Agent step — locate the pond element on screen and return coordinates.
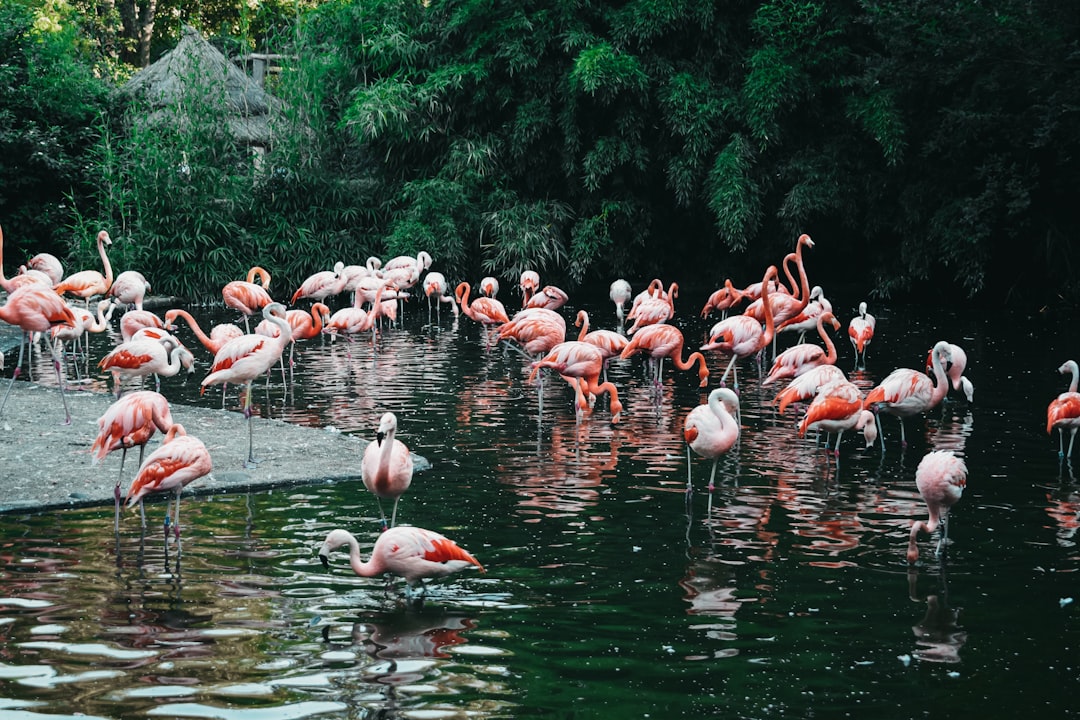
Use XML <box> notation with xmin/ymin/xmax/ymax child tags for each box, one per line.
<box><xmin>0</xmin><ymin>285</ymin><xmax>1078</xmax><ymax>719</ymax></box>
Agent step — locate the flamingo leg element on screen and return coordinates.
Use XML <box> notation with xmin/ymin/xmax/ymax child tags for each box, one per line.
<box><xmin>935</xmin><ymin>516</ymin><xmax>949</xmax><ymax>557</ymax></box>
<box><xmin>706</xmin><ymin>459</ymin><xmax>718</xmax><ymax>515</ymax></box>
<box><xmin>390</xmin><ymin>497</ymin><xmax>400</xmax><ymax>530</ymax></box>
<box><xmin>685</xmin><ymin>444</ymin><xmax>693</xmax><ymax>495</ymax></box>
<box><xmin>1068</xmin><ymin>429</ymin><xmax>1077</xmax><ymax>458</ymax></box>
<box><xmin>243</xmin><ymin>381</ymin><xmax>259</xmax><ymax>469</ymax></box>
<box><xmin>0</xmin><ymin>333</ymin><xmax>27</xmax><ymax>418</ymax></box>
<box><xmin>48</xmin><ymin>342</ymin><xmax>71</xmax><ymax>425</ymax></box>
<box><xmin>173</xmin><ymin>485</ymin><xmax>182</xmax><ymax>555</ymax></box>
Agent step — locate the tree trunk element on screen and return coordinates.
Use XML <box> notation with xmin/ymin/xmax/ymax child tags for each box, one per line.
<box><xmin>117</xmin><ymin>0</ymin><xmax>156</xmax><ymax>67</ymax></box>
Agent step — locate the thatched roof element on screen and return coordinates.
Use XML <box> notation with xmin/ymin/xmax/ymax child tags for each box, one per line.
<box><xmin>122</xmin><ymin>25</ymin><xmax>282</xmax><ymax>145</ymax></box>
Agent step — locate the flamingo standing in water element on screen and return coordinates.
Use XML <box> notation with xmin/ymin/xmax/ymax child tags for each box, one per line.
<box><xmin>91</xmin><ymin>390</ymin><xmax>174</xmax><ymax>530</ymax></box>
<box><xmin>53</xmin><ymin>230</ymin><xmax>114</xmax><ymax>307</ymax></box>
<box><xmin>926</xmin><ymin>342</ymin><xmax>974</xmax><ymax>403</ymax></box>
<box><xmin>0</xmin><ymin>284</ymin><xmax>78</xmax><ymax>424</ymax></box>
<box><xmin>222</xmin><ymin>266</ymin><xmax>273</xmax><ymax>332</ymax></box>
<box><xmin>700</xmin><ymin>279</ymin><xmax>744</xmax><ymax>320</ymax></box>
<box><xmin>907</xmin><ymin>450</ymin><xmax>967</xmax><ymax>563</ymax></box>
<box><xmin>108</xmin><ymin>270</ymin><xmax>150</xmax><ymax>311</ymax></box>
<box><xmin>362</xmin><ymin>412</ymin><xmax>414</xmax><ymax>529</ymax></box>
<box><xmin>575</xmin><ymin>310</ymin><xmax>627</xmax><ymax>382</ymax></box>
<box><xmin>423</xmin><ymin>272</ymin><xmax>458</xmax><ymax>321</ymax></box>
<box><xmin>773</xmin><ymin>364</ymin><xmax>848</xmax><ymax>414</ymax></box>
<box><xmin>684</xmin><ymin>387</ymin><xmax>741</xmax><ymax>512</ymax></box>
<box><xmin>291</xmin><ymin>262</ymin><xmax>346</xmax><ymax>305</ymax></box>
<box><xmin>701</xmin><ymin>265</ymin><xmax>779</xmax><ymax>390</ymax></box>
<box><xmin>528</xmin><ymin>341</ymin><xmax>623</xmax><ymax>423</ymax></box>
<box><xmin>796</xmin><ymin>379</ymin><xmax>877</xmax><ymax>456</ymax></box>
<box><xmin>619</xmin><ymin>323</ymin><xmax>709</xmax><ymax>388</ymax></box>
<box><xmin>863</xmin><ymin>340</ymin><xmax>952</xmax><ymax>446</ymax></box>
<box><xmin>200</xmin><ymin>302</ymin><xmax>292</xmax><ymax>468</ymax></box>
<box><xmin>848</xmin><ymin>301</ymin><xmax>875</xmax><ymax>368</ymax></box>
<box><xmin>609</xmin><ymin>279</ymin><xmax>632</xmax><ymax>325</ymax></box>
<box><xmin>761</xmin><ymin>311</ymin><xmax>842</xmax><ymax>386</ymax></box>
<box><xmin>164</xmin><ymin>309</ymin><xmax>244</xmax><ymax>355</ymax></box>
<box><xmin>0</xmin><ymin>224</ymin><xmax>53</xmax><ymax>292</ymax></box>
<box><xmin>125</xmin><ymin>424</ymin><xmax>213</xmax><ymax>555</ymax></box>
<box><xmin>1047</xmin><ymin>359</ymin><xmax>1080</xmax><ymax>457</ymax></box>
<box><xmin>626</xmin><ymin>280</ymin><xmax>677</xmax><ymax>335</ymax></box>
<box><xmin>498</xmin><ymin>308</ymin><xmax>566</xmax><ymax>359</ymax></box>
<box><xmin>455</xmin><ymin>282</ymin><xmax>509</xmax><ymax>343</ymax></box>
<box><xmin>318</xmin><ymin>526</ymin><xmax>485</xmax><ymax>594</ymax></box>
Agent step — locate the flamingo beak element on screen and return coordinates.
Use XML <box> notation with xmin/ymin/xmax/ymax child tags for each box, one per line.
<box><xmin>376</xmin><ymin>431</ymin><xmax>386</xmax><ymax>445</ymax></box>
<box><xmin>319</xmin><ymin>553</ymin><xmax>330</xmax><ymax>570</ymax></box>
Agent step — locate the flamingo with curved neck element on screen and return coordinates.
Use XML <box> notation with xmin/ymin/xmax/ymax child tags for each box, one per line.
<box><xmin>863</xmin><ymin>340</ymin><xmax>952</xmax><ymax>446</ymax></box>
<box><xmin>53</xmin><ymin>230</ymin><xmax>113</xmax><ymax>303</ymax></box>
<box><xmin>164</xmin><ymin>309</ymin><xmax>244</xmax><ymax>355</ymax></box>
<box><xmin>1047</xmin><ymin>359</ymin><xmax>1080</xmax><ymax>457</ymax></box>
<box><xmin>762</xmin><ymin>311</ymin><xmax>842</xmax><ymax>386</ymax></box>
<box><xmin>701</xmin><ymin>265</ymin><xmax>778</xmax><ymax>390</ymax></box>
<box><xmin>362</xmin><ymin>412</ymin><xmax>414</xmax><ymax>528</ymax></box>
<box><xmin>318</xmin><ymin>526</ymin><xmax>484</xmax><ymax>590</ymax></box>
<box><xmin>619</xmin><ymin>323</ymin><xmax>709</xmax><ymax>388</ymax></box>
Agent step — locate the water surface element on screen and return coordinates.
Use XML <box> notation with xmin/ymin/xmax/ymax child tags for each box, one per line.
<box><xmin>1</xmin><ymin>290</ymin><xmax>1078</xmax><ymax>718</ymax></box>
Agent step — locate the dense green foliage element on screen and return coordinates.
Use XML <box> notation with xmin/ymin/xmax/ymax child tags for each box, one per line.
<box><xmin>0</xmin><ymin>1</ymin><xmax>111</xmax><ymax>262</ymax></box>
<box><xmin>3</xmin><ymin>0</ymin><xmax>1079</xmax><ymax>303</ymax></box>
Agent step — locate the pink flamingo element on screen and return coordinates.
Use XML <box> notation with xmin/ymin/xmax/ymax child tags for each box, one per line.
<box><xmin>1047</xmin><ymin>359</ymin><xmax>1080</xmax><ymax>457</ymax></box>
<box><xmin>384</xmin><ymin>250</ymin><xmax>432</xmax><ymax>274</ymax></box>
<box><xmin>480</xmin><ymin>276</ymin><xmax>500</xmax><ymax>298</ymax></box>
<box><xmin>619</xmin><ymin>323</ymin><xmax>709</xmax><ymax>388</ymax></box>
<box><xmin>777</xmin><ymin>285</ymin><xmax>832</xmax><ymax>343</ymax></box>
<box><xmin>609</xmin><ymin>279</ymin><xmax>632</xmax><ymax>325</ymax></box>
<box><xmin>108</xmin><ymin>270</ymin><xmax>150</xmax><ymax>311</ymax></box>
<box><xmin>318</xmin><ymin>526</ymin><xmax>485</xmax><ymax>594</ymax></box>
<box><xmin>0</xmin><ymin>225</ymin><xmax>54</xmax><ymax>292</ymax></box>
<box><xmin>796</xmin><ymin>379</ymin><xmax>877</xmax><ymax>455</ymax></box>
<box><xmin>54</xmin><ymin>230</ymin><xmax>114</xmax><ymax>304</ymax></box>
<box><xmin>222</xmin><ymin>266</ymin><xmax>273</xmax><ymax>332</ymax></box>
<box><xmin>362</xmin><ymin>412</ymin><xmax>414</xmax><ymax>529</ymax></box>
<box><xmin>164</xmin><ymin>308</ymin><xmax>244</xmax><ymax>355</ymax></box>
<box><xmin>25</xmin><ymin>251</ymin><xmax>63</xmax><ymax>286</ymax></box>
<box><xmin>848</xmin><ymin>301</ymin><xmax>875</xmax><ymax>368</ymax></box>
<box><xmin>291</xmin><ymin>262</ymin><xmax>346</xmax><ymax>304</ymax></box>
<box><xmin>575</xmin><ymin>310</ymin><xmax>627</xmax><ymax>382</ymax></box>
<box><xmin>701</xmin><ymin>265</ymin><xmax>779</xmax><ymax>390</ymax></box>
<box><xmin>456</xmin><ymin>281</ymin><xmax>509</xmax><ymax>330</ymax></box>
<box><xmin>200</xmin><ymin>302</ymin><xmax>292</xmax><ymax>468</ymax></box>
<box><xmin>91</xmin><ymin>390</ymin><xmax>174</xmax><ymax>529</ymax></box>
<box><xmin>498</xmin><ymin>308</ymin><xmax>566</xmax><ymax>358</ymax></box>
<box><xmin>0</xmin><ymin>284</ymin><xmax>78</xmax><ymax>424</ymax></box>
<box><xmin>761</xmin><ymin>311</ymin><xmax>841</xmax><ymax>386</ymax></box>
<box><xmin>257</xmin><ymin>302</ymin><xmax>330</xmax><ymax>370</ymax></box>
<box><xmin>423</xmin><ymin>272</ymin><xmax>458</xmax><ymax>320</ymax></box>
<box><xmin>528</xmin><ymin>341</ymin><xmax>623</xmax><ymax>423</ymax></box>
<box><xmin>519</xmin><ymin>270</ymin><xmax>540</xmax><ymax>307</ymax></box>
<box><xmin>684</xmin><ymin>387</ymin><xmax>741</xmax><ymax>511</ymax></box>
<box><xmin>926</xmin><ymin>342</ymin><xmax>974</xmax><ymax>402</ymax></box>
<box><xmin>626</xmin><ymin>280</ymin><xmax>678</xmax><ymax>335</ymax></box>
<box><xmin>772</xmin><ymin>364</ymin><xmax>847</xmax><ymax>414</ymax></box>
<box><xmin>124</xmin><ymin>424</ymin><xmax>213</xmax><ymax>553</ymax></box>
<box><xmin>51</xmin><ymin>299</ymin><xmax>113</xmax><ymax>378</ymax></box>
<box><xmin>700</xmin><ymin>279</ymin><xmax>744</xmax><ymax>320</ymax></box>
<box><xmin>741</xmin><ymin>235</ymin><xmax>814</xmax><ymax>354</ymax></box>
<box><xmin>907</xmin><ymin>450</ymin><xmax>967</xmax><ymax>563</ymax></box>
<box><xmin>121</xmin><ymin>309</ymin><xmax>165</xmax><ymax>342</ymax></box>
<box><xmin>98</xmin><ymin>335</ymin><xmax>194</xmax><ymax>397</ymax></box>
<box><xmin>525</xmin><ymin>285</ymin><xmax>569</xmax><ymax>311</ymax></box>
<box><xmin>863</xmin><ymin>340</ymin><xmax>952</xmax><ymax>446</ymax></box>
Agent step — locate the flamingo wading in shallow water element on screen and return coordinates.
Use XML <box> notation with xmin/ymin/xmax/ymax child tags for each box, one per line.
<box><xmin>1047</xmin><ymin>360</ymin><xmax>1080</xmax><ymax>458</ymax></box>
<box><xmin>124</xmin><ymin>424</ymin><xmax>213</xmax><ymax>555</ymax></box>
<box><xmin>318</xmin><ymin>526</ymin><xmax>485</xmax><ymax>595</ymax></box>
<box><xmin>684</xmin><ymin>388</ymin><xmax>741</xmax><ymax>512</ymax></box>
<box><xmin>848</xmin><ymin>302</ymin><xmax>875</xmax><ymax>368</ymax></box>
<box><xmin>907</xmin><ymin>450</ymin><xmax>967</xmax><ymax>563</ymax></box>
<box><xmin>91</xmin><ymin>390</ymin><xmax>175</xmax><ymax>529</ymax></box>
<box><xmin>863</xmin><ymin>340</ymin><xmax>952</xmax><ymax>447</ymax></box>
<box><xmin>362</xmin><ymin>412</ymin><xmax>414</xmax><ymax>529</ymax></box>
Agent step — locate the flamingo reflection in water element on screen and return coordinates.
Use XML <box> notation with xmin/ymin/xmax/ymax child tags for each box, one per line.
<box><xmin>905</xmin><ymin>567</ymin><xmax>967</xmax><ymax>665</ymax></box>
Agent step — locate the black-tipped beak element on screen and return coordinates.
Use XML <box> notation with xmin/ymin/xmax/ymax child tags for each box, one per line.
<box><xmin>376</xmin><ymin>431</ymin><xmax>386</xmax><ymax>445</ymax></box>
<box><xmin>319</xmin><ymin>553</ymin><xmax>330</xmax><ymax>570</ymax></box>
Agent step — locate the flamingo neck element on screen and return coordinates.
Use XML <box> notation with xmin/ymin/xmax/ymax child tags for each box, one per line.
<box><xmin>1068</xmin><ymin>363</ymin><xmax>1079</xmax><ymax>393</ymax></box>
<box><xmin>819</xmin><ymin>316</ymin><xmax>837</xmax><ymax>364</ymax></box>
<box><xmin>928</xmin><ymin>345</ymin><xmax>950</xmax><ymax>405</ymax></box>
<box><xmin>98</xmin><ymin>235</ymin><xmax>113</xmax><ymax>289</ymax></box>
<box><xmin>343</xmin><ymin>534</ymin><xmax>384</xmax><ymax>578</ymax></box>
<box><xmin>576</xmin><ymin>311</ymin><xmax>589</xmax><ymax>340</ymax></box>
<box><xmin>760</xmin><ymin>271</ymin><xmax>776</xmax><ymax>345</ymax></box>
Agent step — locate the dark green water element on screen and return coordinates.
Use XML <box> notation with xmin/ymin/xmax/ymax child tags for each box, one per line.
<box><xmin>0</xmin><ymin>291</ymin><xmax>1078</xmax><ymax>719</ymax></box>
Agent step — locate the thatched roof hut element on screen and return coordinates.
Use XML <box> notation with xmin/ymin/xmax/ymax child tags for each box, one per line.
<box><xmin>121</xmin><ymin>25</ymin><xmax>282</xmax><ymax>146</ymax></box>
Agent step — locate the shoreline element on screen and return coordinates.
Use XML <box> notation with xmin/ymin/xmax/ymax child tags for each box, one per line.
<box><xmin>0</xmin><ymin>380</ymin><xmax>365</xmax><ymax>515</ymax></box>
